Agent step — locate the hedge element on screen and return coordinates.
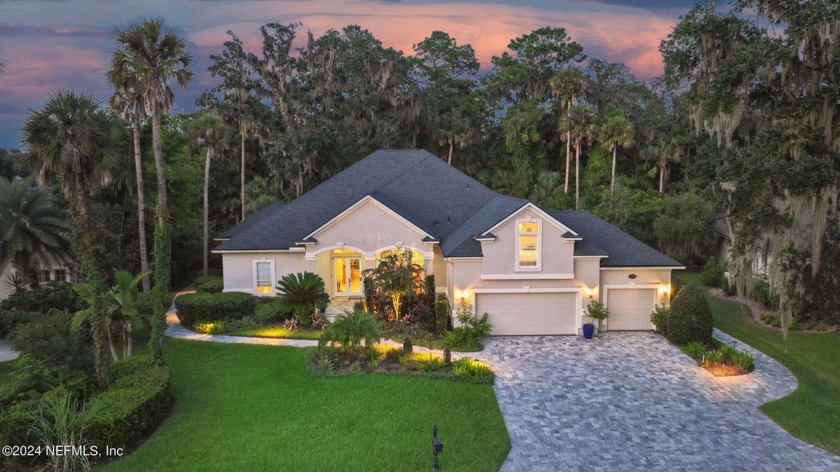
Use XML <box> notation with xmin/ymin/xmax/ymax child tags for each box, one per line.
<box><xmin>196</xmin><ymin>278</ymin><xmax>224</xmax><ymax>293</ymax></box>
<box><xmin>666</xmin><ymin>284</ymin><xmax>713</xmax><ymax>345</ymax></box>
<box><xmin>175</xmin><ymin>292</ymin><xmax>254</xmax><ymax>325</ymax></box>
<box><xmin>83</xmin><ymin>356</ymin><xmax>173</xmax><ymax>450</ymax></box>
<box><xmin>193</xmin><ymin>274</ymin><xmax>223</xmax><ymax>287</ymax></box>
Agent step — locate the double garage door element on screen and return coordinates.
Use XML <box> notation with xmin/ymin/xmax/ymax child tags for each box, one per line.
<box><xmin>475</xmin><ymin>289</ymin><xmax>658</xmax><ymax>335</ymax></box>
<box><xmin>605</xmin><ymin>288</ymin><xmax>657</xmax><ymax>331</ymax></box>
<box><xmin>476</xmin><ymin>292</ymin><xmax>577</xmax><ymax>335</ymax></box>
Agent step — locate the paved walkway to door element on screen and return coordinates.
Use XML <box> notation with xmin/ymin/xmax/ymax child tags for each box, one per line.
<box><xmin>474</xmin><ymin>331</ymin><xmax>840</xmax><ymax>472</ymax></box>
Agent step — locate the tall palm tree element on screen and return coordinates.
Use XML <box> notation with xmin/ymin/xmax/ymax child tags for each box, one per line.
<box><xmin>598</xmin><ymin>107</ymin><xmax>635</xmax><ymax>194</ymax></box>
<box><xmin>560</xmin><ymin>104</ymin><xmax>596</xmax><ymax>209</ymax></box>
<box><xmin>0</xmin><ymin>176</ymin><xmax>70</xmax><ymax>286</ymax></box>
<box><xmin>550</xmin><ymin>68</ymin><xmax>588</xmax><ymax>194</ymax></box>
<box><xmin>113</xmin><ymin>18</ymin><xmax>194</xmax><ymax>229</ymax></box>
<box><xmin>187</xmin><ymin>111</ymin><xmax>230</xmax><ymax>276</ymax></box>
<box><xmin>21</xmin><ymin>90</ymin><xmax>124</xmax><ymax>383</ymax></box>
<box><xmin>108</xmin><ymin>55</ymin><xmax>151</xmax><ymax>293</ymax></box>
<box><xmin>644</xmin><ymin>137</ymin><xmax>682</xmax><ymax>193</ymax></box>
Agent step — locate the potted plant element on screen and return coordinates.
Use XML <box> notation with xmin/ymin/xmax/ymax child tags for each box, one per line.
<box><xmin>582</xmin><ymin>300</ymin><xmax>609</xmax><ymax>339</ymax></box>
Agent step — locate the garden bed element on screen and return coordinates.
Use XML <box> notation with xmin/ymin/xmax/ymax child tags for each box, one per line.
<box><xmin>228</xmin><ymin>325</ymin><xmax>323</xmax><ymax>340</ymax></box>
<box><xmin>305</xmin><ymin>345</ymin><xmax>494</xmax><ymax>384</ymax></box>
<box><xmin>680</xmin><ymin>340</ymin><xmax>754</xmax><ymax>377</ymax></box>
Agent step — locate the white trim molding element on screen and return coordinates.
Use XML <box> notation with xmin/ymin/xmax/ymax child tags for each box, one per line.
<box><xmin>600</xmin><ymin>266</ymin><xmax>686</xmax><ymax>271</ymax></box>
<box><xmin>480</xmin><ymin>273</ymin><xmax>574</xmax><ymax>280</ymax></box>
<box><xmin>483</xmin><ymin>202</ymin><xmax>579</xmax><ymax>237</ymax></box>
<box><xmin>252</xmin><ymin>258</ymin><xmax>276</xmax><ymax>296</ymax></box>
<box><xmin>302</xmin><ymin>195</ymin><xmax>433</xmax><ymax>241</ymax></box>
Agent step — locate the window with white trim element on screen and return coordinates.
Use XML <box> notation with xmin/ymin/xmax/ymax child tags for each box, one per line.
<box><xmin>37</xmin><ymin>269</ymin><xmax>51</xmax><ymax>284</ymax></box>
<box><xmin>517</xmin><ymin>220</ymin><xmax>540</xmax><ymax>270</ymax></box>
<box><xmin>254</xmin><ymin>261</ymin><xmax>274</xmax><ymax>295</ymax></box>
<box><xmin>54</xmin><ymin>268</ymin><xmax>68</xmax><ymax>283</ymax></box>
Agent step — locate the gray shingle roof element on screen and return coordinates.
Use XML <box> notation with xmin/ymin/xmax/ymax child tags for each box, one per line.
<box><xmin>216</xmin><ymin>149</ymin><xmax>682</xmax><ymax>268</ymax></box>
<box><xmin>215</xmin><ymin>149</ymin><xmax>497</xmax><ymax>252</ymax></box>
<box><xmin>215</xmin><ymin>202</ymin><xmax>286</xmax><ymax>240</ymax></box>
<box><xmin>549</xmin><ymin>210</ymin><xmax>683</xmax><ymax>267</ymax></box>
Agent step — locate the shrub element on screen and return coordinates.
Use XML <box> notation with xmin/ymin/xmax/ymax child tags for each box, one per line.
<box><xmin>10</xmin><ymin>310</ymin><xmax>91</xmax><ymax>370</ymax></box>
<box><xmin>650</xmin><ymin>304</ymin><xmax>671</xmax><ymax>335</ymax></box>
<box><xmin>403</xmin><ymin>336</ymin><xmax>413</xmax><ymax>353</ymax></box>
<box><xmin>435</xmin><ymin>295</ymin><xmax>451</xmax><ymax>334</ymax></box>
<box><xmin>254</xmin><ymin>299</ymin><xmax>288</xmax><ymax>323</ymax></box>
<box><xmin>275</xmin><ymin>272</ymin><xmax>329</xmax><ymax>327</ymax></box>
<box><xmin>193</xmin><ymin>320</ymin><xmax>231</xmax><ymax>334</ymax></box>
<box><xmin>319</xmin><ymin>310</ymin><xmax>380</xmax><ymax>352</ymax></box>
<box><xmin>701</xmin><ymin>258</ymin><xmax>724</xmax><ymax>287</ymax></box>
<box><xmin>730</xmin><ymin>351</ymin><xmax>754</xmax><ymax>371</ymax></box>
<box><xmin>0</xmin><ymin>282</ymin><xmax>83</xmax><ymax>315</ymax></box>
<box><xmin>0</xmin><ymin>310</ymin><xmax>40</xmax><ymax>339</ymax></box>
<box><xmin>193</xmin><ymin>274</ymin><xmax>222</xmax><ymax>287</ymax></box>
<box><xmin>451</xmin><ymin>358</ymin><xmax>493</xmax><ymax>379</ymax></box>
<box><xmin>175</xmin><ymin>292</ymin><xmax>253</xmax><ymax>326</ymax></box>
<box><xmin>196</xmin><ymin>278</ymin><xmax>224</xmax><ymax>293</ymax></box>
<box><xmin>83</xmin><ymin>356</ymin><xmax>172</xmax><ymax>450</ymax></box>
<box><xmin>419</xmin><ymin>354</ymin><xmax>444</xmax><ymax>372</ymax></box>
<box><xmin>666</xmin><ymin>285</ymin><xmax>713</xmax><ymax>345</ymax></box>
<box><xmin>703</xmin><ymin>350</ymin><xmax>724</xmax><ymax>365</ymax></box>
<box><xmin>583</xmin><ymin>300</ymin><xmax>609</xmax><ymax>326</ymax></box>
<box><xmin>441</xmin><ymin>306</ymin><xmax>492</xmax><ymax>351</ymax></box>
<box><xmin>722</xmin><ymin>277</ymin><xmax>737</xmax><ymax>296</ymax></box>
<box><xmin>681</xmin><ymin>341</ymin><xmax>706</xmax><ymax>358</ymax></box>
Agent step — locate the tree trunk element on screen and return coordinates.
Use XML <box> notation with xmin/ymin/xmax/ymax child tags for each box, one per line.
<box><xmin>132</xmin><ymin>120</ymin><xmax>151</xmax><ymax>293</ymax></box>
<box><xmin>125</xmin><ymin>322</ymin><xmax>133</xmax><ymax>358</ymax></box>
<box><xmin>659</xmin><ymin>165</ymin><xmax>665</xmax><ymax>193</ymax></box>
<box><xmin>72</xmin><ymin>185</ymin><xmax>109</xmax><ymax>384</ymax></box>
<box><xmin>575</xmin><ymin>140</ymin><xmax>581</xmax><ymax>209</ymax></box>
<box><xmin>240</xmin><ymin>125</ymin><xmax>246</xmax><ymax>222</ymax></box>
<box><xmin>564</xmin><ymin>132</ymin><xmax>571</xmax><ymax>194</ymax></box>
<box><xmin>203</xmin><ymin>146</ymin><xmax>214</xmax><ymax>276</ymax></box>
<box><xmin>447</xmin><ymin>142</ymin><xmax>454</xmax><ymax>166</ymax></box>
<box><xmin>151</xmin><ymin>100</ymin><xmax>169</xmax><ymax>227</ymax></box>
<box><xmin>611</xmin><ymin>144</ymin><xmax>617</xmax><ymax>194</ymax></box>
<box><xmin>107</xmin><ymin>326</ymin><xmax>119</xmax><ymax>362</ymax></box>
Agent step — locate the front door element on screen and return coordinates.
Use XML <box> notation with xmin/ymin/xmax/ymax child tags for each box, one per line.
<box><xmin>335</xmin><ymin>258</ymin><xmax>362</xmax><ymax>296</ymax></box>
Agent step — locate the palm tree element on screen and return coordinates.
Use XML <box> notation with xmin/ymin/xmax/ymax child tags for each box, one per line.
<box><xmin>107</xmin><ymin>269</ymin><xmax>150</xmax><ymax>358</ymax></box>
<box><xmin>644</xmin><ymin>137</ymin><xmax>682</xmax><ymax>193</ymax></box>
<box><xmin>276</xmin><ymin>272</ymin><xmax>330</xmax><ymax>327</ymax></box>
<box><xmin>598</xmin><ymin>107</ymin><xmax>635</xmax><ymax>194</ymax></box>
<box><xmin>113</xmin><ymin>18</ymin><xmax>194</xmax><ymax>229</ymax></box>
<box><xmin>0</xmin><ymin>176</ymin><xmax>70</xmax><ymax>287</ymax></box>
<box><xmin>187</xmin><ymin>111</ymin><xmax>230</xmax><ymax>276</ymax></box>
<box><xmin>550</xmin><ymin>68</ymin><xmax>588</xmax><ymax>194</ymax></box>
<box><xmin>108</xmin><ymin>54</ymin><xmax>151</xmax><ymax>293</ymax></box>
<box><xmin>560</xmin><ymin>104</ymin><xmax>596</xmax><ymax>209</ymax></box>
<box><xmin>21</xmin><ymin>90</ymin><xmax>124</xmax><ymax>383</ymax></box>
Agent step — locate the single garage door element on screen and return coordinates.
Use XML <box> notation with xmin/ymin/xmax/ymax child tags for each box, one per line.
<box><xmin>606</xmin><ymin>289</ymin><xmax>657</xmax><ymax>330</ymax></box>
<box><xmin>475</xmin><ymin>293</ymin><xmax>577</xmax><ymax>335</ymax></box>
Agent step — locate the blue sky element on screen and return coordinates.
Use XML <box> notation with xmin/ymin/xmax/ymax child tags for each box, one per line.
<box><xmin>0</xmin><ymin>0</ymin><xmax>698</xmax><ymax>149</ymax></box>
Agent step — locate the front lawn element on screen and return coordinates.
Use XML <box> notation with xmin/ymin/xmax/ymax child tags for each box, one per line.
<box><xmin>100</xmin><ymin>339</ymin><xmax>509</xmax><ymax>471</ymax></box>
<box><xmin>678</xmin><ymin>273</ymin><xmax>840</xmax><ymax>455</ymax></box>
<box><xmin>228</xmin><ymin>325</ymin><xmax>323</xmax><ymax>340</ymax></box>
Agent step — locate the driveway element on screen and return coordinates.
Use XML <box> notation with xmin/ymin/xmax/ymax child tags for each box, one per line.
<box><xmin>475</xmin><ymin>330</ymin><xmax>840</xmax><ymax>472</ymax></box>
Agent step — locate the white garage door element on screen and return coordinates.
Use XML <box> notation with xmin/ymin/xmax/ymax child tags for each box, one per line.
<box><xmin>475</xmin><ymin>293</ymin><xmax>577</xmax><ymax>335</ymax></box>
<box><xmin>606</xmin><ymin>289</ymin><xmax>657</xmax><ymax>330</ymax></box>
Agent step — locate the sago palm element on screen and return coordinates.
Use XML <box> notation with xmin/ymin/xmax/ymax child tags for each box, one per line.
<box><xmin>276</xmin><ymin>272</ymin><xmax>330</xmax><ymax>327</ymax></box>
<box><xmin>0</xmin><ymin>176</ymin><xmax>70</xmax><ymax>287</ymax></box>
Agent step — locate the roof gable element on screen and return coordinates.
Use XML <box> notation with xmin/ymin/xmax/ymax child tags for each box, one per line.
<box><xmin>303</xmin><ymin>195</ymin><xmax>433</xmax><ymax>241</ymax></box>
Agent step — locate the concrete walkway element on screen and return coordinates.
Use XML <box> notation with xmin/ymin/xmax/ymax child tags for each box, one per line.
<box><xmin>476</xmin><ymin>330</ymin><xmax>840</xmax><ymax>472</ymax></box>
<box><xmin>0</xmin><ymin>339</ymin><xmax>19</xmax><ymax>362</ymax></box>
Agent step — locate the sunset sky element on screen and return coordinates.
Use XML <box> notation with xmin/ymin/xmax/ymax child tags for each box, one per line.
<box><xmin>0</xmin><ymin>0</ymin><xmax>698</xmax><ymax>149</ymax></box>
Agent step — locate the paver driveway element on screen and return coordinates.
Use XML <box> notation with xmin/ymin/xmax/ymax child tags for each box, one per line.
<box><xmin>475</xmin><ymin>330</ymin><xmax>840</xmax><ymax>472</ymax></box>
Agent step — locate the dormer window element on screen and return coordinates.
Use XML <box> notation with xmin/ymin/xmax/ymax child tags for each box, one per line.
<box><xmin>517</xmin><ymin>219</ymin><xmax>541</xmax><ymax>270</ymax></box>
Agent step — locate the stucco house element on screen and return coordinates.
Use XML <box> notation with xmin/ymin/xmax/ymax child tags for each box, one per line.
<box><xmin>214</xmin><ymin>149</ymin><xmax>683</xmax><ymax>335</ymax></box>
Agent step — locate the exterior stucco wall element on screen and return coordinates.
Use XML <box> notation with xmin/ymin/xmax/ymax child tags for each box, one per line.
<box><xmin>479</xmin><ymin>207</ymin><xmax>575</xmax><ymax>277</ymax></box>
<box><xmin>222</xmin><ymin>252</ymin><xmax>313</xmax><ymax>295</ymax></box>
<box><xmin>305</xmin><ymin>199</ymin><xmax>432</xmax><ymax>260</ymax></box>
<box><xmin>600</xmin><ymin>268</ymin><xmax>674</xmax><ymax>306</ymax></box>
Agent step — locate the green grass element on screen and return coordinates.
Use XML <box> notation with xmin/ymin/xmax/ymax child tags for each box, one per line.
<box><xmin>100</xmin><ymin>339</ymin><xmax>509</xmax><ymax>471</ymax></box>
<box><xmin>228</xmin><ymin>325</ymin><xmax>323</xmax><ymax>340</ymax></box>
<box><xmin>678</xmin><ymin>273</ymin><xmax>840</xmax><ymax>455</ymax></box>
